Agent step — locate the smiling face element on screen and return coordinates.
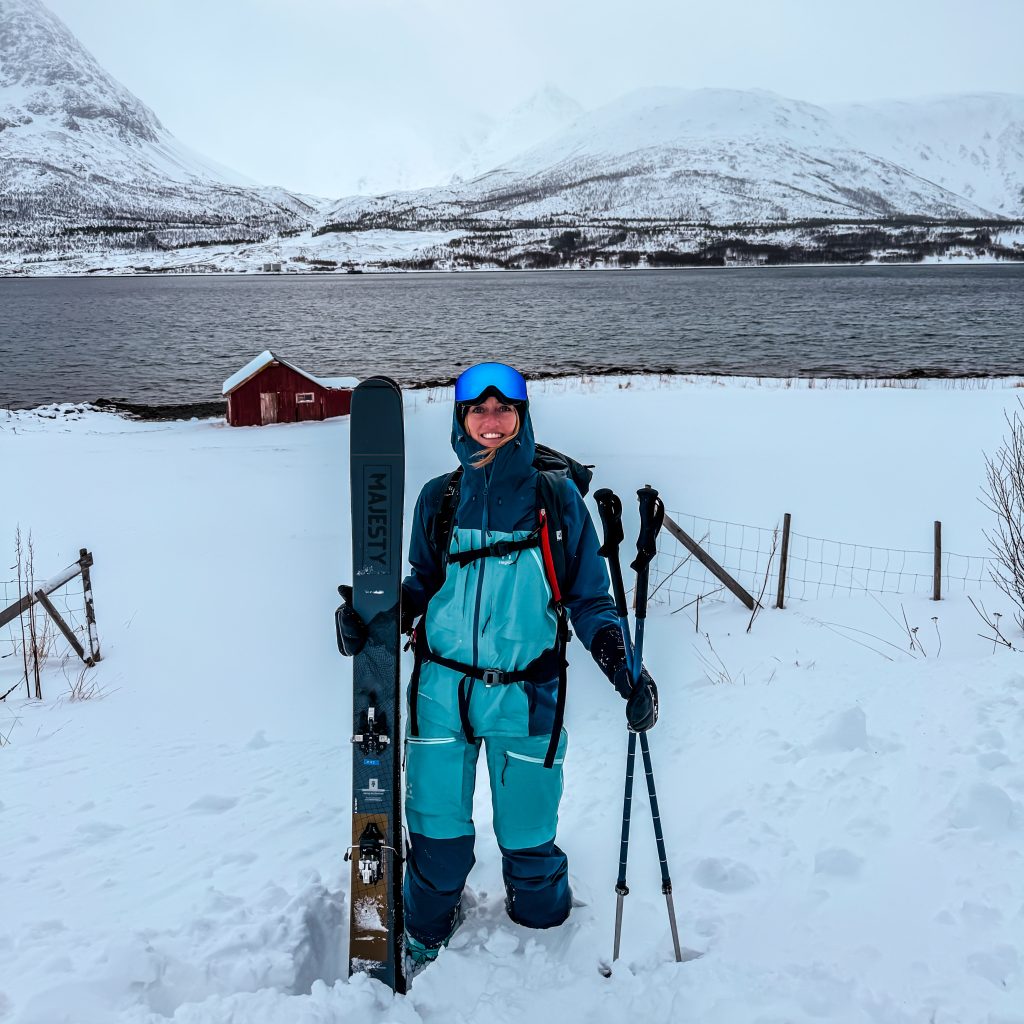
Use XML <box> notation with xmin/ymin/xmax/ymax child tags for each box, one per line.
<box><xmin>463</xmin><ymin>396</ymin><xmax>520</xmax><ymax>449</ymax></box>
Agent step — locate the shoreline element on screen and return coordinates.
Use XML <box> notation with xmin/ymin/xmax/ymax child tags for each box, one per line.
<box><xmin>2</xmin><ymin>258</ymin><xmax>1024</xmax><ymax>280</ymax></box>
<box><xmin>5</xmin><ymin>371</ymin><xmax>1023</xmax><ymax>422</ymax></box>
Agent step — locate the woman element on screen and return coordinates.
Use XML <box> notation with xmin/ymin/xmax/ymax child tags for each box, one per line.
<box><xmin>338</xmin><ymin>361</ymin><xmax>658</xmax><ymax>969</ymax></box>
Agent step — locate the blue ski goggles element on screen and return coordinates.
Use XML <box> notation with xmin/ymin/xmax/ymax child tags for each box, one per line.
<box><xmin>454</xmin><ymin>362</ymin><xmax>528</xmax><ymax>405</ymax></box>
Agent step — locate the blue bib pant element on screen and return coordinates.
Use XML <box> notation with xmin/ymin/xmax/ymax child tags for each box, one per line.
<box><xmin>404</xmin><ymin>725</ymin><xmax>570</xmax><ymax>944</ymax></box>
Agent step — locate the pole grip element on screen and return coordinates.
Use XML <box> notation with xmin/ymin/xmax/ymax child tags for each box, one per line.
<box><xmin>594</xmin><ymin>488</ymin><xmax>630</xmax><ymax>619</ymax></box>
<box><xmin>631</xmin><ymin>485</ymin><xmax>664</xmax><ymax>573</ymax></box>
<box><xmin>631</xmin><ymin>485</ymin><xmax>664</xmax><ymax>621</ymax></box>
<box><xmin>594</xmin><ymin>488</ymin><xmax>624</xmax><ymax>556</ymax></box>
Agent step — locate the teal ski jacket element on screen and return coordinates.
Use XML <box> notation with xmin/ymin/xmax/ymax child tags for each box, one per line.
<box><xmin>402</xmin><ymin>400</ymin><xmax>620</xmax><ymax>737</ymax></box>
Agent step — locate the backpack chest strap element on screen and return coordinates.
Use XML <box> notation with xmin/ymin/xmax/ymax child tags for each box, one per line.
<box><xmin>449</xmin><ymin>528</ymin><xmax>541</xmax><ymax>568</ymax></box>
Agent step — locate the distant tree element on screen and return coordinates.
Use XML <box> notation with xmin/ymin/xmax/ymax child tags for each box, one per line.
<box><xmin>549</xmin><ymin>230</ymin><xmax>582</xmax><ymax>257</ymax></box>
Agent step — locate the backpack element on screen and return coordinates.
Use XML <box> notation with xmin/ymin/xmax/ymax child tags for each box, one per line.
<box><xmin>427</xmin><ymin>443</ymin><xmax>594</xmax><ymax>590</ymax></box>
<box><xmin>411</xmin><ymin>443</ymin><xmax>593</xmax><ymax>768</ymax></box>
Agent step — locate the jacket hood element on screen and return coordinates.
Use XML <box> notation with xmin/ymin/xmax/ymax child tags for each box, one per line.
<box><xmin>451</xmin><ymin>399</ymin><xmax>537</xmax><ymax>484</ymax></box>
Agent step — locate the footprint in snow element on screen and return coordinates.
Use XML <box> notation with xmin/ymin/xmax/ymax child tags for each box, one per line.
<box><xmin>815</xmin><ymin>707</ymin><xmax>869</xmax><ymax>752</ymax></box>
<box><xmin>219</xmin><ymin>850</ymin><xmax>259</xmax><ymax>867</ymax></box>
<box><xmin>693</xmin><ymin>857</ymin><xmax>758</xmax><ymax>893</ymax></box>
<box><xmin>813</xmin><ymin>847</ymin><xmax>864</xmax><ymax>878</ymax></box>
<box><xmin>246</xmin><ymin>730</ymin><xmax>271</xmax><ymax>750</ymax></box>
<box><xmin>967</xmin><ymin>944</ymin><xmax>1020</xmax><ymax>989</ymax></box>
<box><xmin>959</xmin><ymin>901</ymin><xmax>1003</xmax><ymax>927</ymax></box>
<box><xmin>975</xmin><ymin>728</ymin><xmax>1006</xmax><ymax>750</ymax></box>
<box><xmin>811</xmin><ymin>706</ymin><xmax>901</xmax><ymax>756</ymax></box>
<box><xmin>75</xmin><ymin>821</ymin><xmax>126</xmax><ymax>843</ymax></box>
<box><xmin>187</xmin><ymin>795</ymin><xmax>239</xmax><ymax>814</ymax></box>
<box><xmin>484</xmin><ymin>929</ymin><xmax>520</xmax><ymax>957</ymax></box>
<box><xmin>977</xmin><ymin>750</ymin><xmax>1012</xmax><ymax>771</ymax></box>
<box><xmin>948</xmin><ymin>783</ymin><xmax>1020</xmax><ymax>836</ymax></box>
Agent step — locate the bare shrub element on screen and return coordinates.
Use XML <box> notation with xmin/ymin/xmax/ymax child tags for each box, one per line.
<box><xmin>746</xmin><ymin>526</ymin><xmax>779</xmax><ymax>634</ymax></box>
<box><xmin>0</xmin><ymin>711</ymin><xmax>19</xmax><ymax>747</ymax></box>
<box><xmin>57</xmin><ymin>653</ymin><xmax>108</xmax><ymax>704</ymax></box>
<box><xmin>12</xmin><ymin>528</ymin><xmax>58</xmax><ymax>699</ymax></box>
<box><xmin>982</xmin><ymin>401</ymin><xmax>1024</xmax><ymax>632</ymax></box>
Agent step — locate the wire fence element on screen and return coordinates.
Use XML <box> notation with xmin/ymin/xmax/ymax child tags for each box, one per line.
<box><xmin>649</xmin><ymin>510</ymin><xmax>994</xmax><ymax>610</ymax></box>
<box><xmin>0</xmin><ymin>552</ymin><xmax>100</xmax><ymax>700</ymax></box>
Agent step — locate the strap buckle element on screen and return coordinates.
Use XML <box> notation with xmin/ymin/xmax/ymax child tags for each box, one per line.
<box><xmin>490</xmin><ymin>540</ymin><xmax>511</xmax><ymax>558</ymax></box>
<box><xmin>482</xmin><ymin>668</ymin><xmax>507</xmax><ymax>687</ymax></box>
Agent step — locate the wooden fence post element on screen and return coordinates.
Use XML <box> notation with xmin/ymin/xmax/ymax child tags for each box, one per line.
<box><xmin>34</xmin><ymin>590</ymin><xmax>88</xmax><ymax>663</ymax></box>
<box><xmin>775</xmin><ymin>513</ymin><xmax>792</xmax><ymax>609</ymax></box>
<box><xmin>662</xmin><ymin>514</ymin><xmax>757</xmax><ymax>611</ymax></box>
<box><xmin>79</xmin><ymin>549</ymin><xmax>101</xmax><ymax>663</ymax></box>
<box><xmin>933</xmin><ymin>521</ymin><xmax>942</xmax><ymax>601</ymax></box>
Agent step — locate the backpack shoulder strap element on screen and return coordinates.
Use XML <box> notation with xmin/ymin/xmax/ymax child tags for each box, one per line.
<box><xmin>429</xmin><ymin>467</ymin><xmax>464</xmax><ymax>565</ymax></box>
<box><xmin>536</xmin><ymin>470</ymin><xmax>569</xmax><ymax>595</ymax></box>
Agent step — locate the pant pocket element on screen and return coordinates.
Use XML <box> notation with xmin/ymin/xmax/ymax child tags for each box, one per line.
<box><xmin>405</xmin><ymin>736</ymin><xmax>475</xmax><ymax>840</ymax></box>
<box><xmin>493</xmin><ymin>734</ymin><xmax>566</xmax><ymax>851</ymax></box>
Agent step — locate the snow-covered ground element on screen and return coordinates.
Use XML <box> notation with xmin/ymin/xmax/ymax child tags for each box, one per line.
<box><xmin>4</xmin><ymin>375</ymin><xmax>1024</xmax><ymax>1023</ymax></box>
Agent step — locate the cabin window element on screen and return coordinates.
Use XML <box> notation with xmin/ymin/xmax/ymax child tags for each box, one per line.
<box><xmin>296</xmin><ymin>393</ymin><xmax>315</xmax><ymax>404</ymax></box>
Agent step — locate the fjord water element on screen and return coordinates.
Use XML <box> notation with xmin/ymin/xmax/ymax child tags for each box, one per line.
<box><xmin>2</xmin><ymin>265</ymin><xmax>1022</xmax><ymax>408</ymax></box>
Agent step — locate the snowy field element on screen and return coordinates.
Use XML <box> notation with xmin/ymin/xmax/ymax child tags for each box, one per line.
<box><xmin>3</xmin><ymin>375</ymin><xmax>1024</xmax><ymax>1023</ymax></box>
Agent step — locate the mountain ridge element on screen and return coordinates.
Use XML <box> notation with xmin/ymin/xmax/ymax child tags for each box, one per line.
<box><xmin>0</xmin><ymin>0</ymin><xmax>317</xmax><ymax>258</ymax></box>
<box><xmin>1</xmin><ymin>0</ymin><xmax>1022</xmax><ymax>273</ymax></box>
<box><xmin>323</xmin><ymin>87</ymin><xmax>1023</xmax><ymax>230</ymax></box>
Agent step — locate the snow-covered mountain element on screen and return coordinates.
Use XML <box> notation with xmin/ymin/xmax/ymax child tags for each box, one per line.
<box><xmin>330</xmin><ymin>86</ymin><xmax>584</xmax><ymax>199</ymax></box>
<box><xmin>830</xmin><ymin>93</ymin><xmax>1024</xmax><ymax>219</ymax></box>
<box><xmin>325</xmin><ymin>88</ymin><xmax>1020</xmax><ymax>230</ymax></box>
<box><xmin>2</xmin><ymin>0</ymin><xmax>1022</xmax><ymax>272</ymax></box>
<box><xmin>448</xmin><ymin>85</ymin><xmax>585</xmax><ymax>184</ymax></box>
<box><xmin>0</xmin><ymin>0</ymin><xmax>318</xmax><ymax>255</ymax></box>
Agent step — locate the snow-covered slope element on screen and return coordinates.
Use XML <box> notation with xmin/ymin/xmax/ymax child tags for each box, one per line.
<box><xmin>4</xmin><ymin>377</ymin><xmax>1024</xmax><ymax>1022</ymax></box>
<box><xmin>831</xmin><ymin>93</ymin><xmax>1024</xmax><ymax>219</ymax></box>
<box><xmin>448</xmin><ymin>85</ymin><xmax>585</xmax><ymax>183</ymax></box>
<box><xmin>326</xmin><ymin>88</ymin><xmax>1020</xmax><ymax>228</ymax></box>
<box><xmin>0</xmin><ymin>0</ymin><xmax>318</xmax><ymax>251</ymax></box>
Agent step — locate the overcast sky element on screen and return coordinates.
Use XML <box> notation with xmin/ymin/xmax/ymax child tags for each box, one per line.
<box><xmin>44</xmin><ymin>0</ymin><xmax>1024</xmax><ymax>198</ymax></box>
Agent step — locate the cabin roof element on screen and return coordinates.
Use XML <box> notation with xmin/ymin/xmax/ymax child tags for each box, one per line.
<box><xmin>222</xmin><ymin>350</ymin><xmax>359</xmax><ymax>396</ymax></box>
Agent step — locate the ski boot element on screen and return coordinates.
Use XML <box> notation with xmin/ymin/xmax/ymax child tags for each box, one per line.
<box><xmin>403</xmin><ymin>895</ymin><xmax>469</xmax><ymax>982</ymax></box>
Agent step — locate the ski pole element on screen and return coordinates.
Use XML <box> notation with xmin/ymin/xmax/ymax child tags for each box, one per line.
<box><xmin>595</xmin><ymin>488</ymin><xmax>635</xmax><ymax>671</ymax></box>
<box><xmin>630</xmin><ymin>485</ymin><xmax>682</xmax><ymax>963</ymax></box>
<box><xmin>594</xmin><ymin>488</ymin><xmax>637</xmax><ymax>965</ymax></box>
<box><xmin>629</xmin><ymin>485</ymin><xmax>664</xmax><ymax>684</ymax></box>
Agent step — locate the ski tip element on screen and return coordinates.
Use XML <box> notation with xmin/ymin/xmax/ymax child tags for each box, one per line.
<box><xmin>597</xmin><ymin>960</ymin><xmax>613</xmax><ymax>978</ymax></box>
<box><xmin>358</xmin><ymin>376</ymin><xmax>403</xmax><ymax>393</ymax></box>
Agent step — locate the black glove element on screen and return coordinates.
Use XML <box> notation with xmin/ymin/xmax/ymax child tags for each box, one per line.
<box><xmin>612</xmin><ymin>664</ymin><xmax>659</xmax><ymax>733</ymax></box>
<box><xmin>591</xmin><ymin>622</ymin><xmax>627</xmax><ymax>679</ymax></box>
<box><xmin>591</xmin><ymin>623</ymin><xmax>659</xmax><ymax>732</ymax></box>
<box><xmin>335</xmin><ymin>585</ymin><xmax>367</xmax><ymax>656</ymax></box>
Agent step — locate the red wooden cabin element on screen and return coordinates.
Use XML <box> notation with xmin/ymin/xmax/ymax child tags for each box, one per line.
<box><xmin>222</xmin><ymin>351</ymin><xmax>357</xmax><ymax>427</ymax></box>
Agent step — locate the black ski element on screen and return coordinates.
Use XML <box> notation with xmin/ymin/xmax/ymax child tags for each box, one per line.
<box><xmin>346</xmin><ymin>376</ymin><xmax>406</xmax><ymax>992</ymax></box>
